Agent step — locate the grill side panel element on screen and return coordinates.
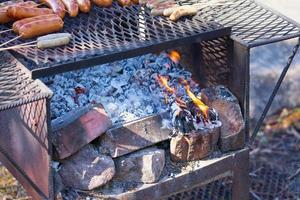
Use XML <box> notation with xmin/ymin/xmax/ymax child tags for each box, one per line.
<box><xmin>0</xmin><ymin>52</ymin><xmax>53</xmax><ymax>200</ymax></box>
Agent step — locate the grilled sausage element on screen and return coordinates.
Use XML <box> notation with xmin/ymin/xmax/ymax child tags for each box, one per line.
<box><xmin>131</xmin><ymin>0</ymin><xmax>139</xmax><ymax>5</ymax></box>
<box><xmin>18</xmin><ymin>16</ymin><xmax>64</xmax><ymax>39</ymax></box>
<box><xmin>92</xmin><ymin>0</ymin><xmax>112</xmax><ymax>7</ymax></box>
<box><xmin>0</xmin><ymin>8</ymin><xmax>11</xmax><ymax>24</ymax></box>
<box><xmin>76</xmin><ymin>0</ymin><xmax>91</xmax><ymax>13</ymax></box>
<box><xmin>0</xmin><ymin>1</ymin><xmax>38</xmax><ymax>24</ymax></box>
<box><xmin>61</xmin><ymin>0</ymin><xmax>79</xmax><ymax>17</ymax></box>
<box><xmin>7</xmin><ymin>6</ymin><xmax>53</xmax><ymax>20</ymax></box>
<box><xmin>117</xmin><ymin>0</ymin><xmax>131</xmax><ymax>6</ymax></box>
<box><xmin>12</xmin><ymin>14</ymin><xmax>59</xmax><ymax>33</ymax></box>
<box><xmin>40</xmin><ymin>0</ymin><xmax>66</xmax><ymax>18</ymax></box>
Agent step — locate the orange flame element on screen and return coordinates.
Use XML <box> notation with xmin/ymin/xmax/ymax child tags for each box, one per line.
<box><xmin>185</xmin><ymin>84</ymin><xmax>209</xmax><ymax>118</ymax></box>
<box><xmin>168</xmin><ymin>50</ymin><xmax>181</xmax><ymax>64</ymax></box>
<box><xmin>156</xmin><ymin>75</ymin><xmax>176</xmax><ymax>94</ymax></box>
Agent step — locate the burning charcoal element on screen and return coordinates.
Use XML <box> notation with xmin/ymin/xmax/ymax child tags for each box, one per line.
<box><xmin>100</xmin><ymin>113</ymin><xmax>171</xmax><ymax>158</ymax></box>
<box><xmin>170</xmin><ymin>127</ymin><xmax>220</xmax><ymax>162</ymax></box>
<box><xmin>59</xmin><ymin>145</ymin><xmax>115</xmax><ymax>190</ymax></box>
<box><xmin>201</xmin><ymin>85</ymin><xmax>245</xmax><ymax>152</ymax></box>
<box><xmin>114</xmin><ymin>147</ymin><xmax>165</xmax><ymax>183</ymax></box>
<box><xmin>52</xmin><ymin>104</ymin><xmax>112</xmax><ymax>159</ymax></box>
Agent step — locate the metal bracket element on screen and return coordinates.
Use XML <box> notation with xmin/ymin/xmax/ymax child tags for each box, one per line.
<box><xmin>250</xmin><ymin>37</ymin><xmax>300</xmax><ymax>142</ymax></box>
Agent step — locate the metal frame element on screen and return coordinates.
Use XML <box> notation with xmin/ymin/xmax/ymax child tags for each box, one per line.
<box><xmin>0</xmin><ymin>52</ymin><xmax>54</xmax><ymax>200</ymax></box>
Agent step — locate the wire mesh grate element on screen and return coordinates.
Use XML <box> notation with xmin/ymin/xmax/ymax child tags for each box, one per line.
<box><xmin>0</xmin><ymin>52</ymin><xmax>52</xmax><ymax>111</ymax></box>
<box><xmin>0</xmin><ymin>3</ymin><xmax>228</xmax><ymax>77</ymax></box>
<box><xmin>192</xmin><ymin>0</ymin><xmax>300</xmax><ymax>47</ymax></box>
<box><xmin>165</xmin><ymin>160</ymin><xmax>300</xmax><ymax>200</ymax></box>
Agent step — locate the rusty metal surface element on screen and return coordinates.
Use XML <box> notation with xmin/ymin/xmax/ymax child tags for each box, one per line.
<box><xmin>0</xmin><ymin>52</ymin><xmax>53</xmax><ymax>199</ymax></box>
<box><xmin>0</xmin><ymin>3</ymin><xmax>230</xmax><ymax>78</ymax></box>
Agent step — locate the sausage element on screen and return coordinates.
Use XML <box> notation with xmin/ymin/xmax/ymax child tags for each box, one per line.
<box><xmin>37</xmin><ymin>35</ymin><xmax>71</xmax><ymax>48</ymax></box>
<box><xmin>40</xmin><ymin>0</ymin><xmax>66</xmax><ymax>18</ymax></box>
<box><xmin>7</xmin><ymin>6</ymin><xmax>53</xmax><ymax>20</ymax></box>
<box><xmin>18</xmin><ymin>16</ymin><xmax>64</xmax><ymax>39</ymax></box>
<box><xmin>0</xmin><ymin>9</ymin><xmax>11</xmax><ymax>24</ymax></box>
<box><xmin>76</xmin><ymin>0</ymin><xmax>91</xmax><ymax>13</ymax></box>
<box><xmin>61</xmin><ymin>0</ymin><xmax>78</xmax><ymax>17</ymax></box>
<box><xmin>131</xmin><ymin>0</ymin><xmax>139</xmax><ymax>5</ymax></box>
<box><xmin>117</xmin><ymin>0</ymin><xmax>131</xmax><ymax>6</ymax></box>
<box><xmin>37</xmin><ymin>32</ymin><xmax>72</xmax><ymax>41</ymax></box>
<box><xmin>0</xmin><ymin>1</ymin><xmax>38</xmax><ymax>24</ymax></box>
<box><xmin>12</xmin><ymin>14</ymin><xmax>58</xmax><ymax>33</ymax></box>
<box><xmin>91</xmin><ymin>0</ymin><xmax>112</xmax><ymax>7</ymax></box>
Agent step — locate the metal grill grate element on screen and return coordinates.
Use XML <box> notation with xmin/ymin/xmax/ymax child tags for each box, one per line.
<box><xmin>165</xmin><ymin>177</ymin><xmax>232</xmax><ymax>200</ymax></box>
<box><xmin>0</xmin><ymin>3</ymin><xmax>229</xmax><ymax>78</ymax></box>
<box><xmin>193</xmin><ymin>0</ymin><xmax>300</xmax><ymax>47</ymax></box>
<box><xmin>165</xmin><ymin>161</ymin><xmax>300</xmax><ymax>200</ymax></box>
<box><xmin>0</xmin><ymin>51</ymin><xmax>52</xmax><ymax>111</ymax></box>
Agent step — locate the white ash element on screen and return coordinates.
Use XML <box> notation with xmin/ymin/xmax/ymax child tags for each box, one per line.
<box><xmin>42</xmin><ymin>52</ymin><xmax>200</xmax><ymax>124</ymax></box>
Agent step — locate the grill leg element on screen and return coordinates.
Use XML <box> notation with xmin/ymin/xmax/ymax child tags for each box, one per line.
<box><xmin>232</xmin><ymin>148</ymin><xmax>249</xmax><ymax>200</ymax></box>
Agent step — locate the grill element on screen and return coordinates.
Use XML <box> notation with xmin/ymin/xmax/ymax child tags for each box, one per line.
<box><xmin>0</xmin><ymin>2</ymin><xmax>230</xmax><ymax>78</ymax></box>
<box><xmin>1</xmin><ymin>0</ymin><xmax>300</xmax><ymax>78</ymax></box>
<box><xmin>0</xmin><ymin>0</ymin><xmax>299</xmax><ymax>199</ymax></box>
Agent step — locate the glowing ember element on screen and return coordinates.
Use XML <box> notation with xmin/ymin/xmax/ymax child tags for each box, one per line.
<box><xmin>168</xmin><ymin>50</ymin><xmax>181</xmax><ymax>64</ymax></box>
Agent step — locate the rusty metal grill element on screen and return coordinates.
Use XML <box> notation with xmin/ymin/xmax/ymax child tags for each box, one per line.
<box><xmin>0</xmin><ymin>51</ymin><xmax>52</xmax><ymax>111</ymax></box>
<box><xmin>0</xmin><ymin>3</ymin><xmax>229</xmax><ymax>78</ymax></box>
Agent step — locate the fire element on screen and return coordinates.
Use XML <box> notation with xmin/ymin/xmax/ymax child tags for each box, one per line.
<box><xmin>156</xmin><ymin>75</ymin><xmax>176</xmax><ymax>94</ymax></box>
<box><xmin>156</xmin><ymin>73</ymin><xmax>210</xmax><ymax>120</ymax></box>
<box><xmin>185</xmin><ymin>84</ymin><xmax>209</xmax><ymax>118</ymax></box>
<box><xmin>168</xmin><ymin>50</ymin><xmax>181</xmax><ymax>64</ymax></box>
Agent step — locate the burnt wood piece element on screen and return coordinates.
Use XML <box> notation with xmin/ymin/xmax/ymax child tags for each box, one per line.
<box><xmin>52</xmin><ymin>104</ymin><xmax>112</xmax><ymax>160</ymax></box>
<box><xmin>170</xmin><ymin>126</ymin><xmax>220</xmax><ymax>162</ymax></box>
<box><xmin>100</xmin><ymin>112</ymin><xmax>172</xmax><ymax>158</ymax></box>
<box><xmin>201</xmin><ymin>85</ymin><xmax>245</xmax><ymax>152</ymax></box>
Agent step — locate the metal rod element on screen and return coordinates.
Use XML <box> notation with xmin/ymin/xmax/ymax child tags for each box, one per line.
<box><xmin>251</xmin><ymin>37</ymin><xmax>300</xmax><ymax>142</ymax></box>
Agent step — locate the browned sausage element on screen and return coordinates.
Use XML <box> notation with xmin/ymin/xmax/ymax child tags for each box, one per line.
<box><xmin>0</xmin><ymin>1</ymin><xmax>38</xmax><ymax>24</ymax></box>
<box><xmin>61</xmin><ymin>0</ymin><xmax>78</xmax><ymax>17</ymax></box>
<box><xmin>40</xmin><ymin>0</ymin><xmax>66</xmax><ymax>18</ymax></box>
<box><xmin>7</xmin><ymin>6</ymin><xmax>54</xmax><ymax>20</ymax></box>
<box><xmin>12</xmin><ymin>14</ymin><xmax>58</xmax><ymax>33</ymax></box>
<box><xmin>19</xmin><ymin>15</ymin><xmax>64</xmax><ymax>39</ymax></box>
<box><xmin>76</xmin><ymin>0</ymin><xmax>91</xmax><ymax>13</ymax></box>
<box><xmin>92</xmin><ymin>0</ymin><xmax>112</xmax><ymax>7</ymax></box>
<box><xmin>0</xmin><ymin>8</ymin><xmax>11</xmax><ymax>24</ymax></box>
<box><xmin>131</xmin><ymin>0</ymin><xmax>139</xmax><ymax>5</ymax></box>
<box><xmin>117</xmin><ymin>0</ymin><xmax>131</xmax><ymax>6</ymax></box>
